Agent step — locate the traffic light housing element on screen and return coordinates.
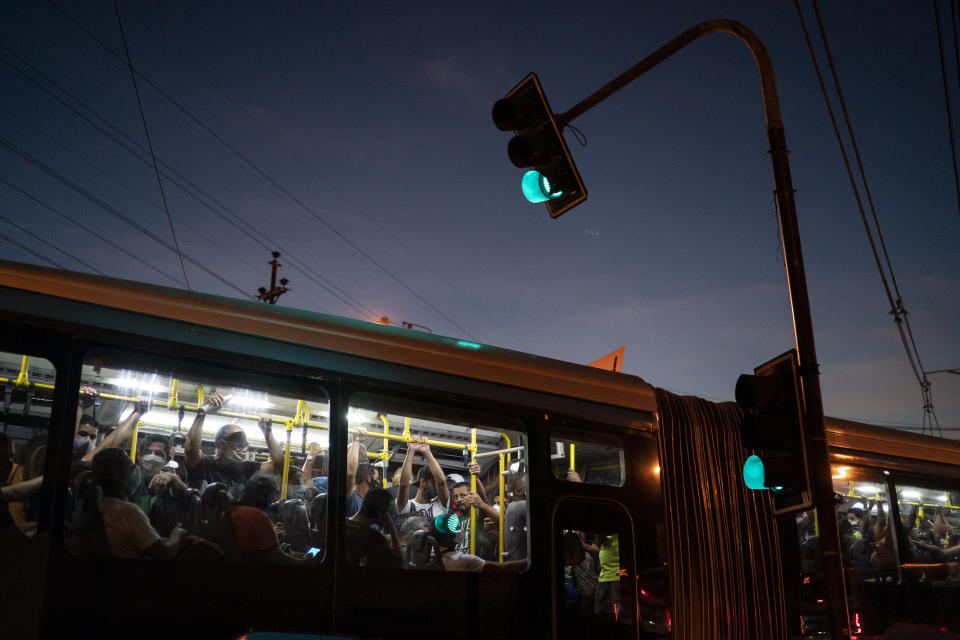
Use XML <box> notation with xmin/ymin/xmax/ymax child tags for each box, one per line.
<box><xmin>492</xmin><ymin>73</ymin><xmax>587</xmax><ymax>218</ymax></box>
<box><xmin>735</xmin><ymin>349</ymin><xmax>812</xmax><ymax>514</ymax></box>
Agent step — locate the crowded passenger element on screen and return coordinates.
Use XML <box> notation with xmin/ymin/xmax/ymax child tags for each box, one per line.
<box><xmin>344</xmin><ymin>487</ymin><xmax>401</xmax><ymax>568</ymax></box>
<box><xmin>396</xmin><ymin>435</ymin><xmax>448</xmax><ymax>519</ymax></box>
<box><xmin>185</xmin><ymin>395</ymin><xmax>284</xmax><ymax>499</ymax></box>
<box><xmin>503</xmin><ymin>472</ymin><xmax>528</xmax><ymax>561</ymax></box>
<box><xmin>452</xmin><ymin>462</ymin><xmax>500</xmax><ymax>560</ymax></box>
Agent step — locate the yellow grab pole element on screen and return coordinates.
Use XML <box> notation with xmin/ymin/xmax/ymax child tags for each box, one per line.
<box><xmin>402</xmin><ymin>417</ymin><xmax>411</xmax><ymax>441</ymax></box>
<box><xmin>470</xmin><ymin>427</ymin><xmax>477</xmax><ymax>556</ymax></box>
<box><xmin>380</xmin><ymin>415</ymin><xmax>389</xmax><ymax>462</ymax></box>
<box><xmin>569</xmin><ymin>443</ymin><xmax>575</xmax><ymax>472</ymax></box>
<box><xmin>196</xmin><ymin>386</ymin><xmax>204</xmax><ymax>411</ymax></box>
<box><xmin>14</xmin><ymin>356</ymin><xmax>30</xmax><ymax>387</ymax></box>
<box><xmin>498</xmin><ymin>453</ymin><xmax>505</xmax><ymax>562</ymax></box>
<box><xmin>129</xmin><ymin>421</ymin><xmax>141</xmax><ymax>463</ymax></box>
<box><xmin>167</xmin><ymin>378</ymin><xmax>179</xmax><ymax>408</ymax></box>
<box><xmin>499</xmin><ymin>432</ymin><xmax>512</xmax><ymax>468</ymax></box>
<box><xmin>281</xmin><ymin>420</ymin><xmax>293</xmax><ymax>499</ymax></box>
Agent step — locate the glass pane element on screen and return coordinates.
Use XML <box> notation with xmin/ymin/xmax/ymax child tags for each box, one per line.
<box><xmin>63</xmin><ymin>351</ymin><xmax>329</xmax><ymax>564</ymax></box>
<box><xmin>550</xmin><ymin>431</ymin><xmax>625</xmax><ymax>487</ymax></box>
<box><xmin>0</xmin><ymin>351</ymin><xmax>57</xmax><ymax>640</ymax></box>
<box><xmin>556</xmin><ymin>500</ymin><xmax>642</xmax><ymax>639</ymax></box>
<box><xmin>345</xmin><ymin>394</ymin><xmax>527</xmax><ymax>572</ymax></box>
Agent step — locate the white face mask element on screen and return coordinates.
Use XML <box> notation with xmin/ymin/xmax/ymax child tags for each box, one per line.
<box><xmin>222</xmin><ymin>445</ymin><xmax>244</xmax><ymax>463</ymax></box>
<box><xmin>139</xmin><ymin>453</ymin><xmax>166</xmax><ymax>477</ymax></box>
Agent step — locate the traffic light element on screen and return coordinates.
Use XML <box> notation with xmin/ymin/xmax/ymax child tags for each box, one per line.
<box><xmin>492</xmin><ymin>72</ymin><xmax>587</xmax><ymax>218</ymax></box>
<box><xmin>735</xmin><ymin>349</ymin><xmax>812</xmax><ymax>514</ymax></box>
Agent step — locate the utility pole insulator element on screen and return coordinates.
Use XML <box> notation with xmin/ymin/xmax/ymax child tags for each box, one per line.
<box><xmin>257</xmin><ymin>251</ymin><xmax>290</xmax><ymax>304</ymax></box>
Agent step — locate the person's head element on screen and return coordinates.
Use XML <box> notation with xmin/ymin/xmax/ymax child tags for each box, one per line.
<box><xmin>452</xmin><ymin>481</ymin><xmax>470</xmax><ymax>513</ymax></box>
<box><xmin>355</xmin><ymin>462</ymin><xmax>379</xmax><ymax>489</ymax></box>
<box><xmin>215</xmin><ymin>424</ymin><xmax>248</xmax><ymax>463</ymax></box>
<box><xmin>239</xmin><ymin>472</ymin><xmax>279</xmax><ymax>510</ymax></box>
<box><xmin>847</xmin><ymin>508</ymin><xmax>864</xmax><ymax>524</ymax></box>
<box><xmin>73</xmin><ymin>415</ymin><xmax>98</xmax><ymax>461</ymax></box>
<box><xmin>445</xmin><ymin>473</ymin><xmax>465</xmax><ymax>492</ymax></box>
<box><xmin>563</xmin><ymin>531</ymin><xmax>585</xmax><ymax>566</ymax></box>
<box><xmin>399</xmin><ymin>515</ymin><xmax>431</xmax><ymax>545</ymax></box>
<box><xmin>510</xmin><ymin>473</ymin><xmax>526</xmax><ymax>500</ymax></box>
<box><xmin>416</xmin><ymin>466</ymin><xmax>437</xmax><ymax>499</ymax></box>
<box><xmin>287</xmin><ymin>466</ymin><xmax>305</xmax><ymax>486</ymax></box>
<box><xmin>91</xmin><ymin>447</ymin><xmax>139</xmax><ymax>498</ymax></box>
<box><xmin>0</xmin><ymin>433</ymin><xmax>13</xmax><ymax>477</ymax></box>
<box><xmin>357</xmin><ymin>487</ymin><xmax>392</xmax><ymax>522</ymax></box>
<box><xmin>137</xmin><ymin>435</ymin><xmax>170</xmax><ymax>478</ymax></box>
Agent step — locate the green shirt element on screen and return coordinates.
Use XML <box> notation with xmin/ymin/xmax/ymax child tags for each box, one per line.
<box><xmin>598</xmin><ymin>534</ymin><xmax>620</xmax><ymax>583</ymax></box>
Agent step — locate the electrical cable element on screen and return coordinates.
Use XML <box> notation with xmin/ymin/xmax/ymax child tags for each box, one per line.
<box><xmin>796</xmin><ymin>1</ymin><xmax>941</xmax><ymax>435</ymax></box>
<box><xmin>934</xmin><ymin>0</ymin><xmax>960</xmax><ymax>222</ymax></box>
<box><xmin>0</xmin><ymin>134</ymin><xmax>254</xmax><ymax>300</ymax></box>
<box><xmin>0</xmin><ymin>212</ymin><xmax>104</xmax><ymax>274</ymax></box>
<box><xmin>0</xmin><ymin>48</ymin><xmax>377</xmax><ymax>318</ymax></box>
<box><xmin>112</xmin><ymin>0</ymin><xmax>189</xmax><ymax>289</ymax></box>
<box><xmin>0</xmin><ymin>234</ymin><xmax>67</xmax><ymax>270</ymax></box>
<box><xmin>0</xmin><ymin>176</ymin><xmax>182</xmax><ymax>285</ymax></box>
<box><xmin>42</xmin><ymin>0</ymin><xmax>477</xmax><ymax>339</ymax></box>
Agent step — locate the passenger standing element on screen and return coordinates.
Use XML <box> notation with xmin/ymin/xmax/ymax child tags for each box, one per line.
<box><xmin>396</xmin><ymin>435</ymin><xmax>448</xmax><ymax>519</ymax></box>
<box><xmin>503</xmin><ymin>474</ymin><xmax>528</xmax><ymax>561</ymax></box>
<box><xmin>344</xmin><ymin>487</ymin><xmax>401</xmax><ymax>568</ymax></box>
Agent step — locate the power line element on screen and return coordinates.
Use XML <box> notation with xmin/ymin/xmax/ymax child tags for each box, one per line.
<box><xmin>0</xmin><ymin>235</ymin><xmax>67</xmax><ymax>270</ymax></box>
<box><xmin>0</xmin><ymin>213</ymin><xmax>104</xmax><ymax>273</ymax></box>
<box><xmin>934</xmin><ymin>0</ymin><xmax>960</xmax><ymax>222</ymax></box>
<box><xmin>0</xmin><ymin>134</ymin><xmax>254</xmax><ymax>299</ymax></box>
<box><xmin>795</xmin><ymin>0</ymin><xmax>940</xmax><ymax>435</ymax></box>
<box><xmin>0</xmin><ymin>176</ymin><xmax>183</xmax><ymax>285</ymax></box>
<box><xmin>0</xmin><ymin>47</ymin><xmax>377</xmax><ymax>318</ymax></box>
<box><xmin>42</xmin><ymin>0</ymin><xmax>477</xmax><ymax>340</ymax></box>
<box><xmin>111</xmin><ymin>0</ymin><xmax>189</xmax><ymax>288</ymax></box>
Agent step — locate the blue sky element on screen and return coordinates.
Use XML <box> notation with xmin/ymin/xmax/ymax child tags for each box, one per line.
<box><xmin>2</xmin><ymin>1</ymin><xmax>958</xmax><ymax>434</ymax></box>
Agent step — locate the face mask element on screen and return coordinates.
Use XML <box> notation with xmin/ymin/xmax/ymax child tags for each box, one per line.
<box><xmin>421</xmin><ymin>484</ymin><xmax>437</xmax><ymax>501</ymax></box>
<box><xmin>219</xmin><ymin>440</ymin><xmax>244</xmax><ymax>463</ymax></box>
<box><xmin>73</xmin><ymin>437</ymin><xmax>93</xmax><ymax>461</ymax></box>
<box><xmin>286</xmin><ymin>485</ymin><xmax>306</xmax><ymax>500</ymax></box>
<box><xmin>368</xmin><ymin>476</ymin><xmax>381</xmax><ymax>489</ymax></box>
<box><xmin>139</xmin><ymin>453</ymin><xmax>166</xmax><ymax>478</ymax></box>
<box><xmin>123</xmin><ymin>465</ymin><xmax>142</xmax><ymax>495</ymax></box>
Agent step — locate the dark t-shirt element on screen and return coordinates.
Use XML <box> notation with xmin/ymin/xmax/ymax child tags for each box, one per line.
<box><xmin>188</xmin><ymin>454</ymin><xmax>259</xmax><ymax>499</ymax></box>
<box><xmin>344</xmin><ymin>519</ymin><xmax>400</xmax><ymax>568</ymax></box>
<box><xmin>346</xmin><ymin>491</ymin><xmax>363</xmax><ymax>519</ymax></box>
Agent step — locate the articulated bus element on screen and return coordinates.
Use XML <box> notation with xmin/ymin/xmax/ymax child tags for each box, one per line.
<box><xmin>0</xmin><ymin>259</ymin><xmax>957</xmax><ymax>640</ymax></box>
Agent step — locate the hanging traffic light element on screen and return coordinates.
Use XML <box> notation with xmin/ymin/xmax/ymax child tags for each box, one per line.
<box><xmin>492</xmin><ymin>73</ymin><xmax>587</xmax><ymax>218</ymax></box>
<box><xmin>735</xmin><ymin>349</ymin><xmax>812</xmax><ymax>514</ymax></box>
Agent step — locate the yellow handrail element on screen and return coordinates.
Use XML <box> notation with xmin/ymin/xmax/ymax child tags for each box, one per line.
<box><xmin>129</xmin><ymin>421</ymin><xmax>140</xmax><ymax>463</ymax></box>
<box><xmin>14</xmin><ymin>356</ymin><xmax>30</xmax><ymax>387</ymax></box>
<box><xmin>470</xmin><ymin>427</ymin><xmax>477</xmax><ymax>556</ymax></box>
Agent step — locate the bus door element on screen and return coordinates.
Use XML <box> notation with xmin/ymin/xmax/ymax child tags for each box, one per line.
<box><xmin>553</xmin><ymin>498</ymin><xmax>639</xmax><ymax>639</ymax></box>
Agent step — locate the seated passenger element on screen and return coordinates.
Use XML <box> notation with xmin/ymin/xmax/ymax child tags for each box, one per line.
<box><xmin>409</xmin><ymin>525</ymin><xmax>525</xmax><ymax>573</ymax></box>
<box><xmin>92</xmin><ymin>448</ymin><xmax>186</xmax><ymax>559</ymax></box>
<box><xmin>345</xmin><ymin>487</ymin><xmax>401</xmax><ymax>568</ymax></box>
<box><xmin>396</xmin><ymin>436</ymin><xmax>448</xmax><ymax>519</ymax></box>
<box><xmin>230</xmin><ymin>473</ymin><xmax>302</xmax><ymax>564</ymax></box>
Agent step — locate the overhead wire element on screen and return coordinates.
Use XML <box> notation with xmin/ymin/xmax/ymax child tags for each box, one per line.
<box><xmin>111</xmin><ymin>0</ymin><xmax>189</xmax><ymax>289</ymax></box>
<box><xmin>0</xmin><ymin>45</ymin><xmax>376</xmax><ymax>318</ymax></box>
<box><xmin>934</xmin><ymin>0</ymin><xmax>960</xmax><ymax>222</ymax></box>
<box><xmin>795</xmin><ymin>0</ymin><xmax>941</xmax><ymax>435</ymax></box>
<box><xmin>0</xmin><ymin>235</ymin><xmax>67</xmax><ymax>270</ymax></box>
<box><xmin>0</xmin><ymin>212</ymin><xmax>105</xmax><ymax>274</ymax></box>
<box><xmin>0</xmin><ymin>134</ymin><xmax>254</xmax><ymax>300</ymax></box>
<box><xmin>43</xmin><ymin>0</ymin><xmax>478</xmax><ymax>340</ymax></box>
<box><xmin>0</xmin><ymin>104</ymin><xmax>321</xmax><ymax>306</ymax></box>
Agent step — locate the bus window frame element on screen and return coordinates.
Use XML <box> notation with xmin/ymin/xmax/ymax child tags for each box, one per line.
<box><xmin>548</xmin><ymin>425</ymin><xmax>628</xmax><ymax>488</ymax></box>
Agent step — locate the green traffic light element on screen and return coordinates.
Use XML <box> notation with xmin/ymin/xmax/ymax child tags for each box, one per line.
<box><xmin>521</xmin><ymin>170</ymin><xmax>563</xmax><ymax>203</ymax></box>
<box><xmin>743</xmin><ymin>454</ymin><xmax>767</xmax><ymax>490</ymax></box>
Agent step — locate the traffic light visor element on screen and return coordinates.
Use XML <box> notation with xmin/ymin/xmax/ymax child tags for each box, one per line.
<box><xmin>522</xmin><ymin>170</ymin><xmax>563</xmax><ymax>203</ymax></box>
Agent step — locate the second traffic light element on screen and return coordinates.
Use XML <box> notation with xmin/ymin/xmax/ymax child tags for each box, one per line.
<box><xmin>735</xmin><ymin>349</ymin><xmax>812</xmax><ymax>514</ymax></box>
<box><xmin>492</xmin><ymin>72</ymin><xmax>587</xmax><ymax>218</ymax></box>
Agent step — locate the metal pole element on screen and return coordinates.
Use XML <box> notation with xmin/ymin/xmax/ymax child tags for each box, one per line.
<box><xmin>555</xmin><ymin>20</ymin><xmax>848</xmax><ymax>640</ymax></box>
<box><xmin>498</xmin><ymin>453</ymin><xmax>505</xmax><ymax>562</ymax></box>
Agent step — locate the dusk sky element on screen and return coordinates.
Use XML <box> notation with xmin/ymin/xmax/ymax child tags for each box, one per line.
<box><xmin>2</xmin><ymin>2</ymin><xmax>958</xmax><ymax>435</ymax></box>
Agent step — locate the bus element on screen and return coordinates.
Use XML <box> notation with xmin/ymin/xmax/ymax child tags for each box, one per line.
<box><xmin>0</xmin><ymin>258</ymin><xmax>956</xmax><ymax>639</ymax></box>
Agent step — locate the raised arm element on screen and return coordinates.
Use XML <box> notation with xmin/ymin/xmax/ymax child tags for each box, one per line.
<box><xmin>185</xmin><ymin>395</ymin><xmax>223</xmax><ymax>469</ymax></box>
<box><xmin>259</xmin><ymin>415</ymin><xmax>285</xmax><ymax>470</ymax></box>
<box><xmin>468</xmin><ymin>462</ymin><xmax>490</xmax><ymax>505</ymax></box>
<box><xmin>75</xmin><ymin>386</ymin><xmax>98</xmax><ymax>435</ymax></box>
<box><xmin>397</xmin><ymin>436</ymin><xmax>424</xmax><ymax>512</ymax></box>
<box><xmin>423</xmin><ymin>443</ymin><xmax>448</xmax><ymax>508</ymax></box>
<box><xmin>84</xmin><ymin>398</ymin><xmax>149</xmax><ymax>462</ymax></box>
<box><xmin>302</xmin><ymin>442</ymin><xmax>321</xmax><ymax>479</ymax></box>
<box><xmin>345</xmin><ymin>427</ymin><xmax>366</xmax><ymax>494</ymax></box>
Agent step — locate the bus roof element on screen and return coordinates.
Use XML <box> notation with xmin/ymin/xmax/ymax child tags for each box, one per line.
<box><xmin>0</xmin><ymin>260</ymin><xmax>657</xmax><ymax>414</ymax></box>
<box><xmin>825</xmin><ymin>415</ymin><xmax>960</xmax><ymax>467</ymax></box>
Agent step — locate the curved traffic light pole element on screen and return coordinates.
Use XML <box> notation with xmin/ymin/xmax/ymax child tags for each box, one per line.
<box><xmin>556</xmin><ymin>20</ymin><xmax>849</xmax><ymax>640</ymax></box>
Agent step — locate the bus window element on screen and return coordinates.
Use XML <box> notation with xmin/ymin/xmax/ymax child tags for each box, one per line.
<box><xmin>63</xmin><ymin>350</ymin><xmax>329</xmax><ymax>564</ymax></box>
<box><xmin>345</xmin><ymin>394</ymin><xmax>527</xmax><ymax>572</ymax></box>
<box><xmin>0</xmin><ymin>350</ymin><xmax>57</xmax><ymax>640</ymax></box>
<box><xmin>550</xmin><ymin>430</ymin><xmax>625</xmax><ymax>487</ymax></box>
